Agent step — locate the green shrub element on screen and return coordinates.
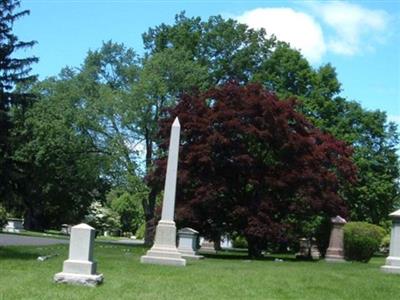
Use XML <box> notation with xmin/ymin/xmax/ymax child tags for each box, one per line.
<box><xmin>85</xmin><ymin>201</ymin><xmax>121</xmax><ymax>234</ymax></box>
<box><xmin>344</xmin><ymin>222</ymin><xmax>386</xmax><ymax>262</ymax></box>
<box><xmin>232</xmin><ymin>235</ymin><xmax>248</xmax><ymax>249</ymax></box>
<box><xmin>135</xmin><ymin>222</ymin><xmax>146</xmax><ymax>240</ymax></box>
<box><xmin>110</xmin><ymin>191</ymin><xmax>144</xmax><ymax>234</ymax></box>
<box><xmin>379</xmin><ymin>220</ymin><xmax>392</xmax><ymax>233</ymax></box>
<box><xmin>0</xmin><ymin>204</ymin><xmax>7</xmax><ymax>229</ymax></box>
<box><xmin>381</xmin><ymin>234</ymin><xmax>390</xmax><ymax>253</ymax></box>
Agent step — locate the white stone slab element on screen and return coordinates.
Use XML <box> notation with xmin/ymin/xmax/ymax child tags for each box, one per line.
<box><xmin>63</xmin><ymin>260</ymin><xmax>96</xmax><ymax>275</ymax></box>
<box><xmin>181</xmin><ymin>253</ymin><xmax>204</xmax><ymax>260</ymax></box>
<box><xmin>54</xmin><ymin>272</ymin><xmax>103</xmax><ymax>287</ymax></box>
<box><xmin>325</xmin><ymin>256</ymin><xmax>346</xmax><ymax>263</ymax></box>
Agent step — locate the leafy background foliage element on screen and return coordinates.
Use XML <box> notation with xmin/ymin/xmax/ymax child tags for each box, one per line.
<box><xmin>0</xmin><ymin>4</ymin><xmax>398</xmax><ymax>251</ymax></box>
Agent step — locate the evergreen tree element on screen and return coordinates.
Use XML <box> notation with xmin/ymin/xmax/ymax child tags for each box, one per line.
<box><xmin>0</xmin><ymin>0</ymin><xmax>38</xmax><ymax>205</ymax></box>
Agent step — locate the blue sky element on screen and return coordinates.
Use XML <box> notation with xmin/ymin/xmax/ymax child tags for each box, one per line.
<box><xmin>15</xmin><ymin>0</ymin><xmax>400</xmax><ymax>124</ymax></box>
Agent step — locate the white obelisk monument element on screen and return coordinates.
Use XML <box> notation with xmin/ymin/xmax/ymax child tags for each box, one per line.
<box><xmin>141</xmin><ymin>117</ymin><xmax>186</xmax><ymax>266</ymax></box>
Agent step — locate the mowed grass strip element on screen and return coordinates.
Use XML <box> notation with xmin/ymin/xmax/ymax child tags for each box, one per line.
<box><xmin>0</xmin><ymin>244</ymin><xmax>399</xmax><ymax>300</ymax></box>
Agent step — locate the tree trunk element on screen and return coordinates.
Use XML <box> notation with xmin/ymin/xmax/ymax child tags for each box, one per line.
<box><xmin>143</xmin><ymin>187</ymin><xmax>157</xmax><ymax>246</ymax></box>
<box><xmin>144</xmin><ymin>216</ymin><xmax>155</xmax><ymax>246</ymax></box>
<box><xmin>213</xmin><ymin>235</ymin><xmax>222</xmax><ymax>251</ymax></box>
<box><xmin>247</xmin><ymin>238</ymin><xmax>263</xmax><ymax>258</ymax></box>
<box><xmin>23</xmin><ymin>207</ymin><xmax>45</xmax><ymax>231</ymax></box>
<box><xmin>143</xmin><ymin>129</ymin><xmax>157</xmax><ymax>246</ymax></box>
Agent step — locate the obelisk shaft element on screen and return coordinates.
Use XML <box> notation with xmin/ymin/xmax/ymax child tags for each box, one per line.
<box><xmin>140</xmin><ymin>117</ymin><xmax>186</xmax><ymax>266</ymax></box>
<box><xmin>161</xmin><ymin>117</ymin><xmax>180</xmax><ymax>221</ymax></box>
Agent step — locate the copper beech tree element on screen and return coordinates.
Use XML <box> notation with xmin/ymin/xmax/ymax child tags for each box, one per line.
<box><xmin>150</xmin><ymin>83</ymin><xmax>357</xmax><ymax>257</ymax></box>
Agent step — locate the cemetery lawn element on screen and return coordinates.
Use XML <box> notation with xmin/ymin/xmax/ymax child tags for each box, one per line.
<box><xmin>0</xmin><ymin>244</ymin><xmax>399</xmax><ymax>300</ymax></box>
<box><xmin>1</xmin><ymin>230</ymin><xmax>69</xmax><ymax>239</ymax></box>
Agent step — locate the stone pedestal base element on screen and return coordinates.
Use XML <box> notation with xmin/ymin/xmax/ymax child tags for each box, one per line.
<box><xmin>199</xmin><ymin>248</ymin><xmax>216</xmax><ymax>254</ymax></box>
<box><xmin>181</xmin><ymin>254</ymin><xmax>204</xmax><ymax>260</ymax></box>
<box><xmin>63</xmin><ymin>260</ymin><xmax>96</xmax><ymax>275</ymax></box>
<box><xmin>381</xmin><ymin>265</ymin><xmax>400</xmax><ymax>273</ymax></box>
<box><xmin>381</xmin><ymin>256</ymin><xmax>400</xmax><ymax>273</ymax></box>
<box><xmin>180</xmin><ymin>250</ymin><xmax>204</xmax><ymax>260</ymax></box>
<box><xmin>325</xmin><ymin>256</ymin><xmax>346</xmax><ymax>263</ymax></box>
<box><xmin>325</xmin><ymin>247</ymin><xmax>345</xmax><ymax>263</ymax></box>
<box><xmin>4</xmin><ymin>228</ymin><xmax>23</xmax><ymax>233</ymax></box>
<box><xmin>141</xmin><ymin>250</ymin><xmax>186</xmax><ymax>266</ymax></box>
<box><xmin>54</xmin><ymin>272</ymin><xmax>103</xmax><ymax>287</ymax></box>
<box><xmin>140</xmin><ymin>220</ymin><xmax>186</xmax><ymax>267</ymax></box>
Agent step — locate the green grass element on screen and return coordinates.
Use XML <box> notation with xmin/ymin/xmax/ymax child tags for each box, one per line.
<box><xmin>1</xmin><ymin>230</ymin><xmax>131</xmax><ymax>242</ymax></box>
<box><xmin>95</xmin><ymin>235</ymin><xmax>131</xmax><ymax>242</ymax></box>
<box><xmin>1</xmin><ymin>230</ymin><xmax>69</xmax><ymax>239</ymax></box>
<box><xmin>0</xmin><ymin>243</ymin><xmax>399</xmax><ymax>300</ymax></box>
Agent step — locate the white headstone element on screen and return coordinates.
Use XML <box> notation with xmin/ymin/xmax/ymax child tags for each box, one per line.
<box><xmin>382</xmin><ymin>209</ymin><xmax>400</xmax><ymax>273</ymax></box>
<box><xmin>61</xmin><ymin>224</ymin><xmax>72</xmax><ymax>235</ymax></box>
<box><xmin>199</xmin><ymin>238</ymin><xmax>217</xmax><ymax>254</ymax></box>
<box><xmin>220</xmin><ymin>235</ymin><xmax>233</xmax><ymax>249</ymax></box>
<box><xmin>310</xmin><ymin>238</ymin><xmax>321</xmax><ymax>260</ymax></box>
<box><xmin>54</xmin><ymin>223</ymin><xmax>103</xmax><ymax>286</ymax></box>
<box><xmin>4</xmin><ymin>218</ymin><xmax>24</xmax><ymax>233</ymax></box>
<box><xmin>296</xmin><ymin>238</ymin><xmax>311</xmax><ymax>259</ymax></box>
<box><xmin>141</xmin><ymin>117</ymin><xmax>186</xmax><ymax>267</ymax></box>
<box><xmin>178</xmin><ymin>227</ymin><xmax>204</xmax><ymax>259</ymax></box>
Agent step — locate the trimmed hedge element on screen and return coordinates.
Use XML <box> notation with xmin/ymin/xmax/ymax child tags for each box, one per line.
<box><xmin>135</xmin><ymin>222</ymin><xmax>145</xmax><ymax>240</ymax></box>
<box><xmin>232</xmin><ymin>235</ymin><xmax>248</xmax><ymax>249</ymax></box>
<box><xmin>344</xmin><ymin>222</ymin><xmax>385</xmax><ymax>262</ymax></box>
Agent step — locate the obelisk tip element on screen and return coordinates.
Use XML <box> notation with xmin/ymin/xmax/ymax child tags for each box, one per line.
<box><xmin>172</xmin><ymin>117</ymin><xmax>180</xmax><ymax>128</ymax></box>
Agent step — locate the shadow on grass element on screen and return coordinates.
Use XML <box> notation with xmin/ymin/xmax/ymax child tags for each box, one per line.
<box><xmin>0</xmin><ymin>246</ymin><xmax>40</xmax><ymax>260</ymax></box>
<box><xmin>95</xmin><ymin>240</ymin><xmax>146</xmax><ymax>248</ymax></box>
<box><xmin>201</xmin><ymin>250</ymin><xmax>316</xmax><ymax>262</ymax></box>
<box><xmin>0</xmin><ymin>231</ymin><xmax>69</xmax><ymax>240</ymax></box>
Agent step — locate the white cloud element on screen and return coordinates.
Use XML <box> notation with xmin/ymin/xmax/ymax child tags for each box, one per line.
<box><xmin>235</xmin><ymin>2</ymin><xmax>390</xmax><ymax>63</ymax></box>
<box><xmin>305</xmin><ymin>1</ymin><xmax>389</xmax><ymax>56</ymax></box>
<box><xmin>237</xmin><ymin>8</ymin><xmax>326</xmax><ymax>63</ymax></box>
<box><xmin>388</xmin><ymin>115</ymin><xmax>400</xmax><ymax>125</ymax></box>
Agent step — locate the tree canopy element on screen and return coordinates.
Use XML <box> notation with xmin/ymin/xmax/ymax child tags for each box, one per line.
<box><xmin>150</xmin><ymin>82</ymin><xmax>357</xmax><ymax>257</ymax></box>
<box><xmin>144</xmin><ymin>13</ymin><xmax>399</xmax><ymax>227</ymax></box>
<box><xmin>10</xmin><ymin>77</ymin><xmax>109</xmax><ymax>229</ymax></box>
